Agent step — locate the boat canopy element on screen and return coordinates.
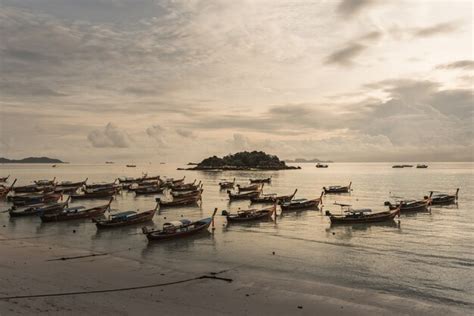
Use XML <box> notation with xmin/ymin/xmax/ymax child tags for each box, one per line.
<box><xmin>111</xmin><ymin>211</ymin><xmax>136</xmax><ymax>218</ymax></box>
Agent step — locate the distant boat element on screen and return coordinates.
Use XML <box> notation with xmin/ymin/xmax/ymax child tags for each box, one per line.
<box><xmin>126</xmin><ymin>164</ymin><xmax>136</xmax><ymax>168</ymax></box>
<box><xmin>52</xmin><ymin>164</ymin><xmax>57</xmax><ymax>168</ymax></box>
<box><xmin>160</xmin><ymin>162</ymin><xmax>166</xmax><ymax>164</ymax></box>
<box><xmin>417</xmin><ymin>164</ymin><xmax>428</xmax><ymax>168</ymax></box>
<box><xmin>105</xmin><ymin>161</ymin><xmax>114</xmax><ymax>164</ymax></box>
<box><xmin>316</xmin><ymin>163</ymin><xmax>328</xmax><ymax>168</ymax></box>
<box><xmin>392</xmin><ymin>165</ymin><xmax>404</xmax><ymax>168</ymax></box>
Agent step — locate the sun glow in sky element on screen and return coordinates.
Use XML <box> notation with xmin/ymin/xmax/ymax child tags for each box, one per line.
<box><xmin>0</xmin><ymin>0</ymin><xmax>473</xmax><ymax>162</ymax></box>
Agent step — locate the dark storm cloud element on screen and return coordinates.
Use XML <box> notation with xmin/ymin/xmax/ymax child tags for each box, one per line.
<box><xmin>337</xmin><ymin>0</ymin><xmax>376</xmax><ymax>17</ymax></box>
<box><xmin>324</xmin><ymin>43</ymin><xmax>367</xmax><ymax>66</ymax></box>
<box><xmin>87</xmin><ymin>123</ymin><xmax>132</xmax><ymax>148</ymax></box>
<box><xmin>436</xmin><ymin>60</ymin><xmax>474</xmax><ymax>70</ymax></box>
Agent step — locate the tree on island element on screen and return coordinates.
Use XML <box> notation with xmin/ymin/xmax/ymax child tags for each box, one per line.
<box><xmin>193</xmin><ymin>151</ymin><xmax>298</xmax><ymax>170</ymax></box>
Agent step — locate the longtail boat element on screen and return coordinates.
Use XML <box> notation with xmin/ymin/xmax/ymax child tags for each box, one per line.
<box><xmin>85</xmin><ymin>180</ymin><xmax>118</xmax><ymax>190</ymax></box>
<box><xmin>316</xmin><ymin>163</ymin><xmax>328</xmax><ymax>168</ymax></box>
<box><xmin>219</xmin><ymin>178</ymin><xmax>235</xmax><ymax>190</ymax></box>
<box><xmin>171</xmin><ymin>180</ymin><xmax>201</xmax><ymax>192</ymax></box>
<box><xmin>326</xmin><ymin>203</ymin><xmax>400</xmax><ymax>224</ymax></box>
<box><xmin>94</xmin><ymin>203</ymin><xmax>159</xmax><ymax>228</ymax></box>
<box><xmin>40</xmin><ymin>198</ymin><xmax>112</xmax><ymax>222</ymax></box>
<box><xmin>134</xmin><ymin>184</ymin><xmax>166</xmax><ymax>195</ymax></box>
<box><xmin>164</xmin><ymin>176</ymin><xmax>186</xmax><ymax>186</ymax></box>
<box><xmin>384</xmin><ymin>199</ymin><xmax>430</xmax><ymax>213</ymax></box>
<box><xmin>249</xmin><ymin>177</ymin><xmax>272</xmax><ymax>184</ymax></box>
<box><xmin>237</xmin><ymin>183</ymin><xmax>263</xmax><ymax>192</ymax></box>
<box><xmin>0</xmin><ymin>179</ymin><xmax>17</xmax><ymax>199</ymax></box>
<box><xmin>13</xmin><ymin>184</ymin><xmax>49</xmax><ymax>194</ymax></box>
<box><xmin>0</xmin><ymin>175</ymin><xmax>10</xmax><ymax>182</ymax></box>
<box><xmin>323</xmin><ymin>182</ymin><xmax>352</xmax><ymax>194</ymax></box>
<box><xmin>416</xmin><ymin>164</ymin><xmax>428</xmax><ymax>168</ymax></box>
<box><xmin>156</xmin><ymin>192</ymin><xmax>202</xmax><ymax>208</ymax></box>
<box><xmin>9</xmin><ymin>200</ymin><xmax>69</xmax><ymax>217</ymax></box>
<box><xmin>143</xmin><ymin>208</ymin><xmax>218</xmax><ymax>241</ymax></box>
<box><xmin>280</xmin><ymin>192</ymin><xmax>323</xmax><ymax>211</ymax></box>
<box><xmin>223</xmin><ymin>204</ymin><xmax>276</xmax><ymax>223</ymax></box>
<box><xmin>34</xmin><ymin>177</ymin><xmax>56</xmax><ymax>186</ymax></box>
<box><xmin>425</xmin><ymin>189</ymin><xmax>459</xmax><ymax>205</ymax></box>
<box><xmin>58</xmin><ymin>178</ymin><xmax>88</xmax><ymax>188</ymax></box>
<box><xmin>171</xmin><ymin>187</ymin><xmax>203</xmax><ymax>199</ymax></box>
<box><xmin>227</xmin><ymin>190</ymin><xmax>261</xmax><ymax>201</ymax></box>
<box><xmin>10</xmin><ymin>191</ymin><xmax>62</xmax><ymax>207</ymax></box>
<box><xmin>118</xmin><ymin>175</ymin><xmax>147</xmax><ymax>184</ymax></box>
<box><xmin>70</xmin><ymin>188</ymin><xmax>116</xmax><ymax>200</ymax></box>
<box><xmin>251</xmin><ymin>189</ymin><xmax>297</xmax><ymax>204</ymax></box>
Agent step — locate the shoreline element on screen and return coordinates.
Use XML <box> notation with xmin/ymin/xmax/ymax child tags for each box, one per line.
<box><xmin>0</xmin><ymin>234</ymin><xmax>468</xmax><ymax>315</ymax></box>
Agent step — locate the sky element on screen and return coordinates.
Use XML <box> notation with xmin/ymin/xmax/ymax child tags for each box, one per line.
<box><xmin>0</xmin><ymin>0</ymin><xmax>473</xmax><ymax>163</ymax></box>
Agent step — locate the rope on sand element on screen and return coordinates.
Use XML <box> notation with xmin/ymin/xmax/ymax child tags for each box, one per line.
<box><xmin>0</xmin><ymin>275</ymin><xmax>233</xmax><ymax>300</ymax></box>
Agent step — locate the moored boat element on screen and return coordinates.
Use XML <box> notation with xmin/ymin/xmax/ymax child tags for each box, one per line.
<box><xmin>384</xmin><ymin>199</ymin><xmax>430</xmax><ymax>213</ymax></box>
<box><xmin>94</xmin><ymin>203</ymin><xmax>159</xmax><ymax>228</ymax></box>
<box><xmin>425</xmin><ymin>189</ymin><xmax>459</xmax><ymax>205</ymax></box>
<box><xmin>10</xmin><ymin>191</ymin><xmax>62</xmax><ymax>207</ymax></box>
<box><xmin>236</xmin><ymin>183</ymin><xmax>263</xmax><ymax>192</ymax></box>
<box><xmin>143</xmin><ymin>208</ymin><xmax>218</xmax><ymax>241</ymax></box>
<box><xmin>0</xmin><ymin>179</ymin><xmax>17</xmax><ymax>199</ymax></box>
<box><xmin>223</xmin><ymin>204</ymin><xmax>276</xmax><ymax>223</ymax></box>
<box><xmin>280</xmin><ymin>192</ymin><xmax>323</xmax><ymax>211</ymax></box>
<box><xmin>250</xmin><ymin>189</ymin><xmax>297</xmax><ymax>204</ymax></box>
<box><xmin>416</xmin><ymin>164</ymin><xmax>428</xmax><ymax>168</ymax></box>
<box><xmin>70</xmin><ymin>188</ymin><xmax>116</xmax><ymax>200</ymax></box>
<box><xmin>219</xmin><ymin>178</ymin><xmax>235</xmax><ymax>190</ymax></box>
<box><xmin>156</xmin><ymin>191</ymin><xmax>202</xmax><ymax>208</ymax></box>
<box><xmin>9</xmin><ymin>200</ymin><xmax>68</xmax><ymax>217</ymax></box>
<box><xmin>316</xmin><ymin>163</ymin><xmax>328</xmax><ymax>168</ymax></box>
<box><xmin>227</xmin><ymin>190</ymin><xmax>261</xmax><ymax>201</ymax></box>
<box><xmin>0</xmin><ymin>175</ymin><xmax>10</xmax><ymax>182</ymax></box>
<box><xmin>249</xmin><ymin>177</ymin><xmax>272</xmax><ymax>184</ymax></box>
<box><xmin>326</xmin><ymin>203</ymin><xmax>401</xmax><ymax>224</ymax></box>
<box><xmin>323</xmin><ymin>182</ymin><xmax>352</xmax><ymax>194</ymax></box>
<box><xmin>40</xmin><ymin>198</ymin><xmax>112</xmax><ymax>222</ymax></box>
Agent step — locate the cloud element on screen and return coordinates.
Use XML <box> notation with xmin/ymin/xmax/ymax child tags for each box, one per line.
<box><xmin>436</xmin><ymin>60</ymin><xmax>474</xmax><ymax>70</ymax></box>
<box><xmin>146</xmin><ymin>124</ymin><xmax>167</xmax><ymax>147</ymax></box>
<box><xmin>176</xmin><ymin>128</ymin><xmax>196</xmax><ymax>139</ymax></box>
<box><xmin>337</xmin><ymin>0</ymin><xmax>376</xmax><ymax>17</ymax></box>
<box><xmin>324</xmin><ymin>43</ymin><xmax>367</xmax><ymax>66</ymax></box>
<box><xmin>411</xmin><ymin>22</ymin><xmax>458</xmax><ymax>38</ymax></box>
<box><xmin>87</xmin><ymin>123</ymin><xmax>132</xmax><ymax>148</ymax></box>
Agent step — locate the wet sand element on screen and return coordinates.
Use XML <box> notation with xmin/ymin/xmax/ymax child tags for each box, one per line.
<box><xmin>0</xmin><ymin>234</ymin><xmax>467</xmax><ymax>316</ymax></box>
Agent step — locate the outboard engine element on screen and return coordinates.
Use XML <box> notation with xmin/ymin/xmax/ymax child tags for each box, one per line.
<box><xmin>384</xmin><ymin>201</ymin><xmax>391</xmax><ymax>206</ymax></box>
<box><xmin>221</xmin><ymin>210</ymin><xmax>229</xmax><ymax>216</ymax></box>
<box><xmin>325</xmin><ymin>210</ymin><xmax>332</xmax><ymax>216</ymax></box>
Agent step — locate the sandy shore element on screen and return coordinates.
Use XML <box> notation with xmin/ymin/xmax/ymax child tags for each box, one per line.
<box><xmin>0</xmin><ymin>234</ymin><xmax>468</xmax><ymax>316</ymax></box>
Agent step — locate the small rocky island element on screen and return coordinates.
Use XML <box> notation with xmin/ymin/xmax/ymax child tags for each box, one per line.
<box><xmin>184</xmin><ymin>151</ymin><xmax>300</xmax><ymax>171</ymax></box>
<box><xmin>0</xmin><ymin>157</ymin><xmax>65</xmax><ymax>164</ymax></box>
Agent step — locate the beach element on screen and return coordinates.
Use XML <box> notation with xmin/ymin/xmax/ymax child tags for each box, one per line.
<box><xmin>1</xmin><ymin>235</ymin><xmax>468</xmax><ymax>315</ymax></box>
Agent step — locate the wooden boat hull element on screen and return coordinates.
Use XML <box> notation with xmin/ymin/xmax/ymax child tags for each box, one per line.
<box><xmin>134</xmin><ymin>187</ymin><xmax>165</xmax><ymax>195</ymax></box>
<box><xmin>156</xmin><ymin>196</ymin><xmax>201</xmax><ymax>208</ymax></box>
<box><xmin>228</xmin><ymin>190</ymin><xmax>260</xmax><ymax>201</ymax></box>
<box><xmin>40</xmin><ymin>205</ymin><xmax>109</xmax><ymax>222</ymax></box>
<box><xmin>226</xmin><ymin>209</ymin><xmax>274</xmax><ymax>223</ymax></box>
<box><xmin>329</xmin><ymin>208</ymin><xmax>400</xmax><ymax>224</ymax></box>
<box><xmin>281</xmin><ymin>199</ymin><xmax>320</xmax><ymax>211</ymax></box>
<box><xmin>9</xmin><ymin>202</ymin><xmax>67</xmax><ymax>217</ymax></box>
<box><xmin>387</xmin><ymin>201</ymin><xmax>428</xmax><ymax>212</ymax></box>
<box><xmin>249</xmin><ymin>178</ymin><xmax>271</xmax><ymax>184</ymax></box>
<box><xmin>95</xmin><ymin>209</ymin><xmax>156</xmax><ymax>229</ymax></box>
<box><xmin>70</xmin><ymin>190</ymin><xmax>115</xmax><ymax>200</ymax></box>
<box><xmin>145</xmin><ymin>218</ymin><xmax>212</xmax><ymax>241</ymax></box>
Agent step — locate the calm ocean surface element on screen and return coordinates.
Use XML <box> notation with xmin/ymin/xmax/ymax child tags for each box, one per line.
<box><xmin>0</xmin><ymin>162</ymin><xmax>472</xmax><ymax>309</ymax></box>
